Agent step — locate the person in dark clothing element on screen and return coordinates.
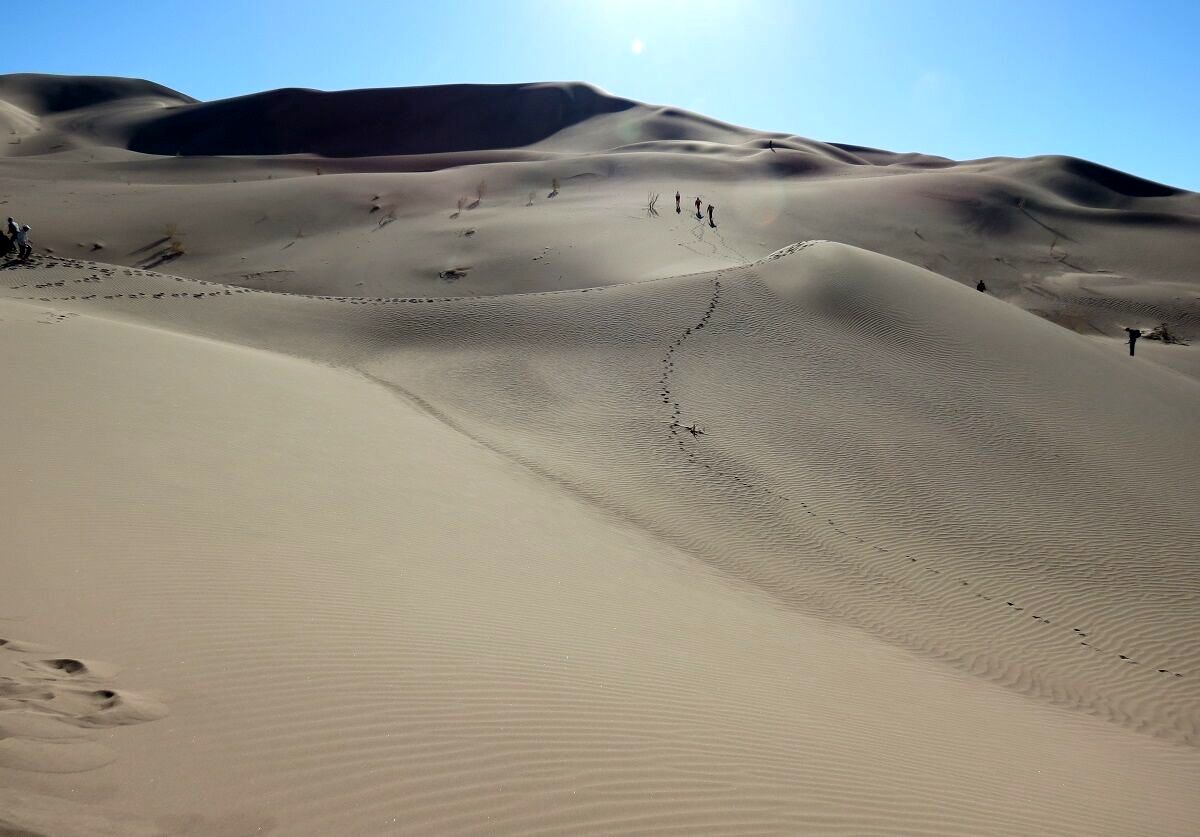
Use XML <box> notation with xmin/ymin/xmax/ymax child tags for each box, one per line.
<box><xmin>694</xmin><ymin>197</ymin><xmax>702</xmax><ymax>219</ymax></box>
<box><xmin>1125</xmin><ymin>327</ymin><xmax>1141</xmax><ymax>356</ymax></box>
<box><xmin>675</xmin><ymin>191</ymin><xmax>681</xmax><ymax>214</ymax></box>
<box><xmin>976</xmin><ymin>280</ymin><xmax>987</xmax><ymax>292</ymax></box>
<box><xmin>5</xmin><ymin>217</ymin><xmax>18</xmax><ymax>257</ymax></box>
<box><xmin>707</xmin><ymin>203</ymin><xmax>715</xmax><ymax>226</ymax></box>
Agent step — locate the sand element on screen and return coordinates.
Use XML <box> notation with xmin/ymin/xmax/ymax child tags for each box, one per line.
<box><xmin>1</xmin><ymin>74</ymin><xmax>1198</xmax><ymax>836</ymax></box>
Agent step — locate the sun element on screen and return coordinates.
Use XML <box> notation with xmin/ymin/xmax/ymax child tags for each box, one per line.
<box><xmin>630</xmin><ymin>38</ymin><xmax>644</xmax><ymax>55</ymax></box>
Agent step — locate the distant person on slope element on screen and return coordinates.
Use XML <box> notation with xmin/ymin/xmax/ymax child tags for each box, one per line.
<box><xmin>694</xmin><ymin>197</ymin><xmax>703</xmax><ymax>219</ymax></box>
<box><xmin>976</xmin><ymin>280</ymin><xmax>987</xmax><ymax>292</ymax></box>
<box><xmin>1125</xmin><ymin>327</ymin><xmax>1142</xmax><ymax>357</ymax></box>
<box><xmin>16</xmin><ymin>224</ymin><xmax>31</xmax><ymax>260</ymax></box>
<box><xmin>675</xmin><ymin>191</ymin><xmax>681</xmax><ymax>213</ymax></box>
<box><xmin>707</xmin><ymin>203</ymin><xmax>715</xmax><ymax>226</ymax></box>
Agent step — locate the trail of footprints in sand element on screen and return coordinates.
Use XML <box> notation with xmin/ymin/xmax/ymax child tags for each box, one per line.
<box><xmin>4</xmin><ymin>255</ymin><xmax>621</xmax><ymax>306</ymax></box>
<box><xmin>657</xmin><ymin>254</ymin><xmax>1185</xmax><ymax>681</ymax></box>
<box><xmin>0</xmin><ymin>636</ymin><xmax>166</xmax><ymax>774</ymax></box>
<box><xmin>5</xmin><ymin>244</ymin><xmax>779</xmax><ymax>308</ymax></box>
<box><xmin>8</xmin><ymin>250</ymin><xmax>1185</xmax><ymax>679</ymax></box>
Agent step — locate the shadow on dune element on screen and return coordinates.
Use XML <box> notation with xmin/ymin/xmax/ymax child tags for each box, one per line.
<box><xmin>0</xmin><ymin>73</ymin><xmax>194</xmax><ymax>114</ymax></box>
<box><xmin>125</xmin><ymin>82</ymin><xmax>637</xmax><ymax>157</ymax></box>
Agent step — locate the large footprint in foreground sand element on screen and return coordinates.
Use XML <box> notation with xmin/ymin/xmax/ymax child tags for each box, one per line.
<box><xmin>0</xmin><ymin>635</ymin><xmax>166</xmax><ymax>774</ymax></box>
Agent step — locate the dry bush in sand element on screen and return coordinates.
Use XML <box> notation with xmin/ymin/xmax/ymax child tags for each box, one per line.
<box><xmin>466</xmin><ymin>181</ymin><xmax>486</xmax><ymax>211</ymax></box>
<box><xmin>164</xmin><ymin>224</ymin><xmax>185</xmax><ymax>254</ymax></box>
<box><xmin>137</xmin><ymin>224</ymin><xmax>187</xmax><ymax>268</ymax></box>
<box><xmin>646</xmin><ymin>193</ymin><xmax>660</xmax><ymax>217</ymax></box>
<box><xmin>1146</xmin><ymin>322</ymin><xmax>1189</xmax><ymax>345</ymax></box>
<box><xmin>164</xmin><ymin>221</ymin><xmax>184</xmax><ymax>250</ymax></box>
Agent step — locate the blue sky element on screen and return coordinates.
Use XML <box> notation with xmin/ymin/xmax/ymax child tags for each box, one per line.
<box><xmin>6</xmin><ymin>0</ymin><xmax>1198</xmax><ymax>189</ymax></box>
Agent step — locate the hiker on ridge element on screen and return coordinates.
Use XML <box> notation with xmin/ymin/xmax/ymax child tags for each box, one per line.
<box><xmin>1125</xmin><ymin>327</ymin><xmax>1141</xmax><ymax>357</ymax></box>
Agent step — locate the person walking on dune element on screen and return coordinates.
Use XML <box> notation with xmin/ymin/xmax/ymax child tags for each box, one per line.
<box><xmin>16</xmin><ymin>224</ymin><xmax>32</xmax><ymax>260</ymax></box>
<box><xmin>675</xmin><ymin>191</ymin><xmax>681</xmax><ymax>214</ymax></box>
<box><xmin>694</xmin><ymin>197</ymin><xmax>702</xmax><ymax>219</ymax></box>
<box><xmin>707</xmin><ymin>203</ymin><xmax>715</xmax><ymax>227</ymax></box>
<box><xmin>5</xmin><ymin>217</ymin><xmax>18</xmax><ymax>256</ymax></box>
<box><xmin>1125</xmin><ymin>327</ymin><xmax>1142</xmax><ymax>357</ymax></box>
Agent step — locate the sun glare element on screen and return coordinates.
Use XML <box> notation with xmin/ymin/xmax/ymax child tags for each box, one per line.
<box><xmin>630</xmin><ymin>38</ymin><xmax>644</xmax><ymax>55</ymax></box>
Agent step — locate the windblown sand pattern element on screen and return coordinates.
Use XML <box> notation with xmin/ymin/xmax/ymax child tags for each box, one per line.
<box><xmin>1</xmin><ymin>74</ymin><xmax>1198</xmax><ymax>835</ymax></box>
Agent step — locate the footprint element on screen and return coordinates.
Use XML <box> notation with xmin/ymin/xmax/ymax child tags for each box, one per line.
<box><xmin>38</xmin><ymin>659</ymin><xmax>88</xmax><ymax>675</ymax></box>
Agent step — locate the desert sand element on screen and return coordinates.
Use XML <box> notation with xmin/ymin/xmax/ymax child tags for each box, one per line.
<box><xmin>1</xmin><ymin>74</ymin><xmax>1198</xmax><ymax>836</ymax></box>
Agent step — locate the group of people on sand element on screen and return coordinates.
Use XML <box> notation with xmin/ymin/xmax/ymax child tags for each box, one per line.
<box><xmin>4</xmin><ymin>216</ymin><xmax>32</xmax><ymax>261</ymax></box>
<box><xmin>674</xmin><ymin>191</ymin><xmax>716</xmax><ymax>227</ymax></box>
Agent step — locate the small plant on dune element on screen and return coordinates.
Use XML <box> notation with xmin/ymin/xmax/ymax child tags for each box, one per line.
<box><xmin>526</xmin><ymin>191</ymin><xmax>535</xmax><ymax>207</ymax></box>
<box><xmin>1146</xmin><ymin>322</ymin><xmax>1188</xmax><ymax>345</ymax></box>
<box><xmin>466</xmin><ymin>180</ymin><xmax>486</xmax><ymax>211</ymax></box>
<box><xmin>548</xmin><ymin>177</ymin><xmax>560</xmax><ymax>199</ymax></box>
<box><xmin>163</xmin><ymin>224</ymin><xmax>185</xmax><ymax>256</ymax></box>
<box><xmin>450</xmin><ymin>197</ymin><xmax>465</xmax><ymax>219</ymax></box>
<box><xmin>645</xmin><ymin>193</ymin><xmax>660</xmax><ymax>217</ymax></box>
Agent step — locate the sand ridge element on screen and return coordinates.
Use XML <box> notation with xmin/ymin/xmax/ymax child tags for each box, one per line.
<box><xmin>2</xmin><ymin>242</ymin><xmax>1198</xmax><ymax>835</ymax></box>
<box><xmin>1</xmin><ymin>73</ymin><xmax>1199</xmax><ymax>835</ymax></box>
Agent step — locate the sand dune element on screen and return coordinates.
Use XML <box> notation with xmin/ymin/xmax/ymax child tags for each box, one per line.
<box><xmin>1</xmin><ymin>74</ymin><xmax>1198</xmax><ymax>835</ymax></box>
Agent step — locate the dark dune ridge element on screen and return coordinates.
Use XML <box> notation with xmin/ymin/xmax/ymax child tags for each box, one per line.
<box><xmin>0</xmin><ymin>73</ymin><xmax>1188</xmax><ymax>198</ymax></box>
<box><xmin>124</xmin><ymin>82</ymin><xmax>638</xmax><ymax>157</ymax></box>
<box><xmin>0</xmin><ymin>72</ymin><xmax>194</xmax><ymax>114</ymax></box>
